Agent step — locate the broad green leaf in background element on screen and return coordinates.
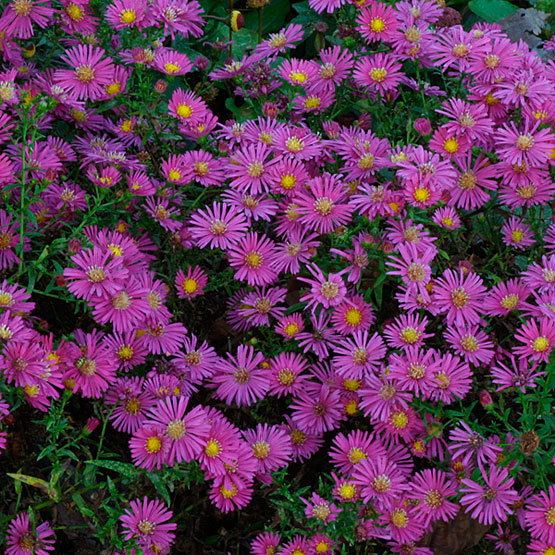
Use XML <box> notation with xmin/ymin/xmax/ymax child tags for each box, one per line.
<box><xmin>245</xmin><ymin>0</ymin><xmax>291</xmax><ymax>34</ymax></box>
<box><xmin>468</xmin><ymin>0</ymin><xmax>519</xmax><ymax>21</ymax></box>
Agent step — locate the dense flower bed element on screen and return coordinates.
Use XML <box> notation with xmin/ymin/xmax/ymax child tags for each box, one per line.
<box><xmin>0</xmin><ymin>0</ymin><xmax>554</xmax><ymax>553</ymax></box>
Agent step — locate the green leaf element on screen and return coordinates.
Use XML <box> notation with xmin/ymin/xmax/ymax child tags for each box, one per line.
<box><xmin>85</xmin><ymin>459</ymin><xmax>138</xmax><ymax>478</ymax></box>
<box><xmin>148</xmin><ymin>473</ymin><xmax>171</xmax><ymax>505</ymax></box>
<box><xmin>7</xmin><ymin>473</ymin><xmax>59</xmax><ymax>501</ymax></box>
<box><xmin>468</xmin><ymin>0</ymin><xmax>518</xmax><ymax>21</ymax></box>
<box><xmin>245</xmin><ymin>0</ymin><xmax>291</xmax><ymax>33</ymax></box>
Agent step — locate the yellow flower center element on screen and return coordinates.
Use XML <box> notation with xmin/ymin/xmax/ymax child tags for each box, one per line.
<box><xmin>516</xmin><ymin>134</ymin><xmax>534</xmax><ymax>151</ymax></box>
<box><xmin>182</xmin><ymin>278</ymin><xmax>198</xmax><ymax>294</ymax></box>
<box><xmin>118</xmin><ymin>345</ymin><xmax>134</xmax><ymax>361</ymax></box>
<box><xmin>252</xmin><ymin>441</ymin><xmax>270</xmax><ymax>459</ymax></box>
<box><xmin>443</xmin><ymin>138</ymin><xmax>459</xmax><ymax>153</ymax></box>
<box><xmin>369</xmin><ymin>67</ymin><xmax>387</xmax><ymax>82</ymax></box>
<box><xmin>176</xmin><ymin>103</ymin><xmax>193</xmax><ymax>118</ymax></box>
<box><xmin>247</xmin><ymin>161</ymin><xmax>264</xmax><ymax>178</ymax></box>
<box><xmin>277</xmin><ymin>368</ymin><xmax>295</xmax><ymax>386</ymax></box>
<box><xmin>65</xmin><ymin>3</ymin><xmax>84</xmax><ymax>20</ymax></box>
<box><xmin>413</xmin><ymin>187</ymin><xmax>431</xmax><ymax>203</ymax></box>
<box><xmin>391</xmin><ymin>411</ymin><xmax>409</xmax><ymax>429</ymax></box>
<box><xmin>532</xmin><ymin>336</ymin><xmax>550</xmax><ymax>353</ymax></box>
<box><xmin>120</xmin><ymin>8</ymin><xmax>136</xmax><ymax>23</ymax></box>
<box><xmin>369</xmin><ymin>17</ymin><xmax>386</xmax><ymax>32</ymax></box>
<box><xmin>451</xmin><ymin>287</ymin><xmax>469</xmax><ymax>308</ymax></box>
<box><xmin>166</xmin><ymin>420</ymin><xmax>186</xmax><ymax>439</ymax></box>
<box><xmin>314</xmin><ymin>197</ymin><xmax>334</xmax><ymax>216</ymax></box>
<box><xmin>205</xmin><ymin>439</ymin><xmax>221</xmax><ymax>457</ymax></box>
<box><xmin>289</xmin><ymin>71</ymin><xmax>308</xmax><ymax>84</ymax></box>
<box><xmin>75</xmin><ymin>65</ymin><xmax>95</xmax><ymax>83</ymax></box>
<box><xmin>391</xmin><ymin>508</ymin><xmax>409</xmax><ymax>528</ymax></box>
<box><xmin>348</xmin><ymin>447</ymin><xmax>366</xmax><ymax>464</ymax></box>
<box><xmin>145</xmin><ymin>436</ymin><xmax>162</xmax><ymax>453</ymax></box>
<box><xmin>245</xmin><ymin>251</ymin><xmax>263</xmax><ymax>269</ymax></box>
<box><xmin>164</xmin><ymin>62</ymin><xmax>181</xmax><ymax>74</ymax></box>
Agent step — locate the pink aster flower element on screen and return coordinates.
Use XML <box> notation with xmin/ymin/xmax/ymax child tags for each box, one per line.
<box><xmin>227</xmin><ymin>232</ymin><xmax>278</xmax><ymax>286</ymax></box>
<box><xmin>330</xmin><ymin>295</ymin><xmax>374</xmax><ymax>336</ymax></box>
<box><xmin>251</xmin><ymin>532</ymin><xmax>281</xmax><ymax>555</ymax></box>
<box><xmin>427</xmin><ymin>352</ymin><xmax>472</xmax><ymax>403</ymax></box>
<box><xmin>64</xmin><ymin>331</ymin><xmax>116</xmax><ymax>398</ymax></box>
<box><xmin>502</xmin><ymin>217</ymin><xmax>535</xmax><ymax>250</ymax></box>
<box><xmin>290</xmin><ymin>383</ymin><xmax>343</xmax><ymax>434</ymax></box>
<box><xmin>267</xmin><ymin>352</ymin><xmax>309</xmax><ymax>398</ymax></box>
<box><xmin>243</xmin><ymin>423</ymin><xmax>292</xmax><ymax>475</ymax></box>
<box><xmin>448</xmin><ymin>422</ymin><xmax>502</xmax><ymax>468</ymax></box>
<box><xmin>482</xmin><ymin>278</ymin><xmax>530</xmax><ymax>316</ymax></box>
<box><xmin>378</xmin><ymin>500</ymin><xmax>426</xmax><ymax>544</ymax></box>
<box><xmin>387</xmin><ymin>243</ymin><xmax>435</xmax><ymax>297</ymax></box>
<box><xmin>254</xmin><ymin>23</ymin><xmax>304</xmax><ymax>59</ymax></box>
<box><xmin>522</xmin><ymin>255</ymin><xmax>555</xmax><ymax>294</ymax></box>
<box><xmin>119</xmin><ymin>497</ymin><xmax>176</xmax><ymax>552</ymax></box>
<box><xmin>460</xmin><ymin>465</ymin><xmax>518</xmax><ymax>525</ymax></box>
<box><xmin>468</xmin><ymin>37</ymin><xmax>519</xmax><ymax>83</ymax></box>
<box><xmin>389</xmin><ymin>346</ymin><xmax>436</xmax><ymax>397</ymax></box>
<box><xmin>151</xmin><ymin>0</ymin><xmax>204</xmax><ymax>39</ymax></box>
<box><xmin>359</xmin><ymin>374</ymin><xmax>412</xmax><ymax>423</ymax></box>
<box><xmin>168</xmin><ymin>88</ymin><xmax>207</xmax><ymax>125</ymax></box>
<box><xmin>383</xmin><ymin>313</ymin><xmax>432</xmax><ymax>349</ymax></box>
<box><xmin>410</xmin><ymin>469</ymin><xmax>458</xmax><ymax>524</ymax></box>
<box><xmin>273</xmin><ymin>125</ymin><xmax>322</xmax><ymax>160</ymax></box>
<box><xmin>332</xmin><ymin>331</ymin><xmax>386</xmax><ymax>381</ymax></box>
<box><xmin>198</xmin><ymin>410</ymin><xmax>242</xmax><ymax>476</ymax></box>
<box><xmin>495</xmin><ymin>121</ymin><xmax>554</xmax><ymax>168</ymax></box>
<box><xmin>356</xmin><ymin>2</ymin><xmax>399</xmax><ymax>44</ymax></box>
<box><xmin>514</xmin><ymin>318</ymin><xmax>555</xmax><ymax>363</ymax></box>
<box><xmin>210</xmin><ymin>344</ymin><xmax>269</xmax><ymax>406</ymax></box>
<box><xmin>433</xmin><ymin>269</ymin><xmax>486</xmax><ymax>326</ymax></box>
<box><xmin>303</xmin><ymin>493</ymin><xmax>340</xmax><ymax>524</ymax></box>
<box><xmin>5</xmin><ymin>512</ymin><xmax>55</xmax><ymax>555</ymax></box>
<box><xmin>353</xmin><ymin>455</ymin><xmax>409</xmax><ymax>508</ymax></box>
<box><xmin>0</xmin><ymin>209</ymin><xmax>21</xmax><ymax>270</ymax></box>
<box><xmin>0</xmin><ymin>0</ymin><xmax>54</xmax><ymax>39</ymax></box>
<box><xmin>491</xmin><ymin>355</ymin><xmax>543</xmax><ymax>393</ymax></box>
<box><xmin>145</xmin><ymin>397</ymin><xmax>209</xmax><ymax>465</ymax></box>
<box><xmin>524</xmin><ymin>485</ymin><xmax>555</xmax><ymax>544</ymax></box>
<box><xmin>353</xmin><ymin>54</ymin><xmax>404</xmax><ymax>94</ymax></box>
<box><xmin>188</xmin><ymin>202</ymin><xmax>248</xmax><ymax>250</ymax></box>
<box><xmin>54</xmin><ymin>45</ymin><xmax>115</xmax><ymax>101</ymax></box>
<box><xmin>444</xmin><ymin>324</ymin><xmax>494</xmax><ymax>367</ymax></box>
<box><xmin>436</xmin><ymin>98</ymin><xmax>494</xmax><ymax>145</ymax></box>
<box><xmin>129</xmin><ymin>424</ymin><xmax>169</xmax><ymax>470</ymax></box>
<box><xmin>295</xmin><ymin>173</ymin><xmax>352</xmax><ymax>234</ymax></box>
<box><xmin>105</xmin><ymin>0</ymin><xmax>149</xmax><ymax>30</ymax></box>
<box><xmin>153</xmin><ymin>47</ymin><xmax>192</xmax><ymax>76</ymax></box>
<box><xmin>105</xmin><ymin>331</ymin><xmax>148</xmax><ymax>371</ymax></box>
<box><xmin>329</xmin><ymin>429</ymin><xmax>386</xmax><ymax>474</ymax></box>
<box><xmin>299</xmin><ymin>263</ymin><xmax>347</xmax><ymax>311</ymax></box>
<box><xmin>90</xmin><ymin>278</ymin><xmax>150</xmax><ymax>333</ymax></box>
<box><xmin>226</xmin><ymin>143</ymin><xmax>276</xmax><ymax>194</ymax></box>
<box><xmin>308</xmin><ymin>0</ymin><xmax>346</xmax><ymax>14</ymax></box>
<box><xmin>175</xmin><ymin>266</ymin><xmax>207</xmax><ymax>299</ymax></box>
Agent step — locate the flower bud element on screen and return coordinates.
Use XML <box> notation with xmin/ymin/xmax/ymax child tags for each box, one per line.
<box><xmin>413</xmin><ymin>117</ymin><xmax>432</xmax><ymax>136</ymax></box>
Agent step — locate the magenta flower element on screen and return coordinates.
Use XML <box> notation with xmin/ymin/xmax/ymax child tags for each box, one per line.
<box><xmin>356</xmin><ymin>2</ymin><xmax>399</xmax><ymax>44</ymax></box>
<box><xmin>175</xmin><ymin>266</ymin><xmax>208</xmax><ymax>299</ymax></box>
<box><xmin>188</xmin><ymin>202</ymin><xmax>248</xmax><ymax>250</ymax></box>
<box><xmin>0</xmin><ymin>209</ymin><xmax>21</xmax><ymax>271</ymax></box>
<box><xmin>227</xmin><ymin>232</ymin><xmax>278</xmax><ymax>286</ymax></box>
<box><xmin>0</xmin><ymin>0</ymin><xmax>54</xmax><ymax>38</ymax></box>
<box><xmin>145</xmin><ymin>397</ymin><xmax>209</xmax><ymax>465</ymax></box>
<box><xmin>353</xmin><ymin>53</ymin><xmax>404</xmax><ymax>94</ymax></box>
<box><xmin>119</xmin><ymin>497</ymin><xmax>176</xmax><ymax>552</ymax></box>
<box><xmin>353</xmin><ymin>455</ymin><xmax>408</xmax><ymax>506</ymax></box>
<box><xmin>295</xmin><ymin>174</ymin><xmax>352</xmax><ymax>234</ymax></box>
<box><xmin>333</xmin><ymin>331</ymin><xmax>386</xmax><ymax>381</ymax></box>
<box><xmin>55</xmin><ymin>45</ymin><xmax>115</xmax><ymax>101</ymax></box>
<box><xmin>290</xmin><ymin>383</ymin><xmax>343</xmax><ymax>434</ymax></box>
<box><xmin>243</xmin><ymin>423</ymin><xmax>292</xmax><ymax>475</ymax></box>
<box><xmin>5</xmin><ymin>512</ymin><xmax>55</xmax><ymax>555</ymax></box>
<box><xmin>433</xmin><ymin>269</ymin><xmax>487</xmax><ymax>326</ymax></box>
<box><xmin>299</xmin><ymin>264</ymin><xmax>347</xmax><ymax>311</ymax></box>
<box><xmin>496</xmin><ymin>121</ymin><xmax>554</xmax><ymax>168</ymax></box>
<box><xmin>448</xmin><ymin>422</ymin><xmax>502</xmax><ymax>468</ymax></box>
<box><xmin>514</xmin><ymin>318</ymin><xmax>555</xmax><ymax>363</ymax></box>
<box><xmin>210</xmin><ymin>344</ymin><xmax>269</xmax><ymax>406</ymax></box>
<box><xmin>524</xmin><ymin>485</ymin><xmax>555</xmax><ymax>544</ymax></box>
<box><xmin>410</xmin><ymin>469</ymin><xmax>459</xmax><ymax>524</ymax></box>
<box><xmin>151</xmin><ymin>0</ymin><xmax>204</xmax><ymax>39</ymax></box>
<box><xmin>460</xmin><ymin>465</ymin><xmax>518</xmax><ymax>525</ymax></box>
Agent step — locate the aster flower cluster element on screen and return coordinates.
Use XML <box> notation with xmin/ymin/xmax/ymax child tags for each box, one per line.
<box><xmin>0</xmin><ymin>0</ymin><xmax>553</xmax><ymax>552</ymax></box>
